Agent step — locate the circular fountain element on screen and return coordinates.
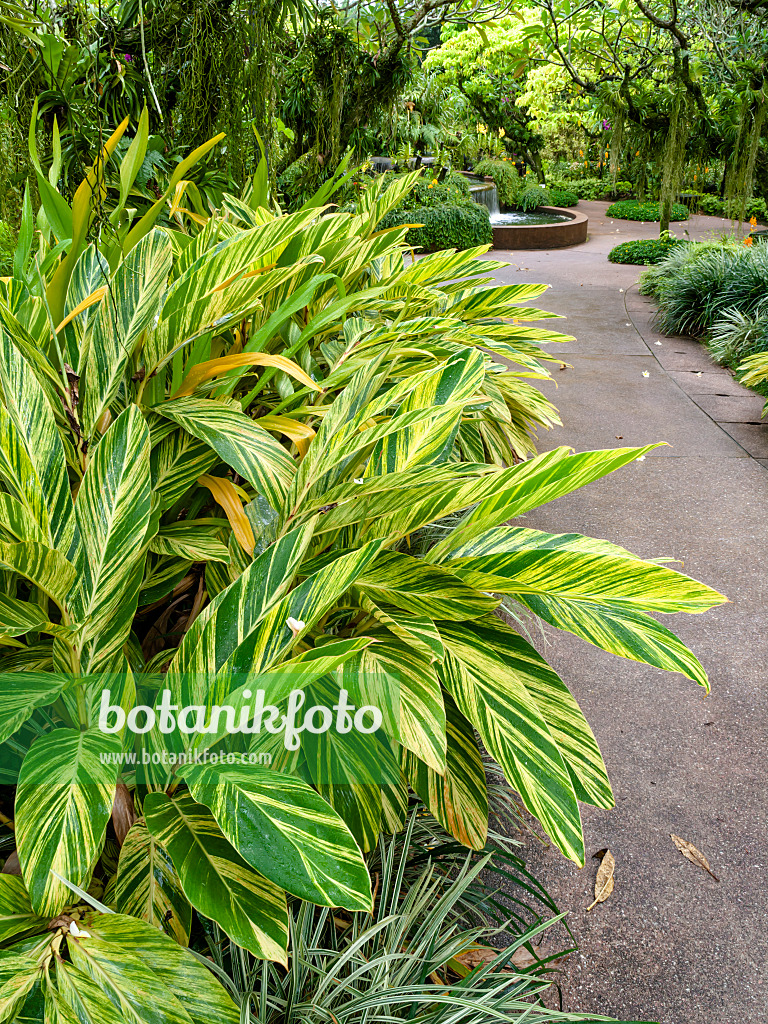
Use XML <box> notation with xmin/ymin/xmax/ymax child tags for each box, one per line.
<box><xmin>469</xmin><ymin>181</ymin><xmax>588</xmax><ymax>249</ymax></box>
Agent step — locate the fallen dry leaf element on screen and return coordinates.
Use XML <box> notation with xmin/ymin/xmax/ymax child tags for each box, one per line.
<box><xmin>587</xmin><ymin>848</ymin><xmax>615</xmax><ymax>911</ymax></box>
<box><xmin>449</xmin><ymin>944</ymin><xmax>557</xmax><ymax>977</ymax></box>
<box><xmin>670</xmin><ymin>834</ymin><xmax>720</xmax><ymax>881</ymax></box>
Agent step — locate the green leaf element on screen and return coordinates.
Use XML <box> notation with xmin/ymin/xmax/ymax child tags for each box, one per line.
<box><xmin>15</xmin><ymin>728</ymin><xmax>120</xmax><ymax>916</ymax></box>
<box><xmin>144</xmin><ymin>791</ymin><xmax>288</xmax><ymax>963</ymax></box>
<box><xmin>158</xmin><ymin>398</ymin><xmax>295</xmax><ymax>511</ymax></box>
<box><xmin>70</xmin><ymin>406</ymin><xmax>151</xmax><ymax>674</ymax></box>
<box><xmin>180</xmin><ymin>760</ymin><xmax>372</xmax><ymax>909</ymax></box>
<box><xmin>404</xmin><ymin>695</ymin><xmax>488</xmax><ymax>850</ymax></box>
<box><xmin>0</xmin><ymin>593</ymin><xmax>50</xmax><ymax>637</ymax></box>
<box><xmin>0</xmin><ymin>876</ymin><xmax>47</xmax><ymax>945</ymax></box>
<box><xmin>0</xmin><ymin>672</ymin><xmax>69</xmax><ymax>745</ymax></box>
<box><xmin>439</xmin><ymin>623</ymin><xmax>584</xmax><ymax>866</ymax></box>
<box><xmin>0</xmin><ymin>955</ymin><xmax>38</xmax><ymax>1021</ymax></box>
<box><xmin>114</xmin><ymin>823</ymin><xmax>192</xmax><ymax>946</ymax></box>
<box><xmin>64</xmin><ymin>922</ymin><xmax>195</xmax><ymax>1024</ymax></box>
<box><xmin>77</xmin><ymin>911</ymin><xmax>240</xmax><ymax>1024</ymax></box>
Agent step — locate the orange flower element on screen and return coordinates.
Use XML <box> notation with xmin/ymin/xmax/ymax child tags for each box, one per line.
<box><xmin>744</xmin><ymin>236</ymin><xmax>754</xmax><ymax>246</ymax></box>
<box><xmin>750</xmin><ymin>216</ymin><xmax>757</xmax><ymax>226</ymax></box>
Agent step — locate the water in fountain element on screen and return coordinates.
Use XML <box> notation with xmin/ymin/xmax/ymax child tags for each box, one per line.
<box><xmin>469</xmin><ymin>183</ymin><xmax>500</xmax><ymax>218</ymax></box>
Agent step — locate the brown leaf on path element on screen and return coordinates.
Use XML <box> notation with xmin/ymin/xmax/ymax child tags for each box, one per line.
<box><xmin>587</xmin><ymin>848</ymin><xmax>615</xmax><ymax>911</ymax></box>
<box><xmin>449</xmin><ymin>944</ymin><xmax>552</xmax><ymax>977</ymax></box>
<box><xmin>670</xmin><ymin>834</ymin><xmax>720</xmax><ymax>881</ymax></box>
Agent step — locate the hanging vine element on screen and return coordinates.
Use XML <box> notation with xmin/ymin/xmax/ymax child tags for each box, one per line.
<box><xmin>725</xmin><ymin>89</ymin><xmax>767</xmax><ymax>224</ymax></box>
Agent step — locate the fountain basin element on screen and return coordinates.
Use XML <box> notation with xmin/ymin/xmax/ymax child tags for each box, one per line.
<box><xmin>491</xmin><ymin>207</ymin><xmax>588</xmax><ymax>249</ymax></box>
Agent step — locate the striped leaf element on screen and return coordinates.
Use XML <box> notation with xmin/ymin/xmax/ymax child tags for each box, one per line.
<box><xmin>0</xmin><ymin>876</ymin><xmax>47</xmax><ymax>945</ymax></box>
<box><xmin>114</xmin><ymin>823</ymin><xmax>192</xmax><ymax>946</ymax></box>
<box><xmin>0</xmin><ymin>330</ymin><xmax>75</xmax><ymax>551</ymax></box>
<box><xmin>367</xmin><ymin>349</ymin><xmax>485</xmax><ymax>474</ymax></box>
<box><xmin>0</xmin><ymin>955</ymin><xmax>38</xmax><ymax>1020</ymax></box>
<box><xmin>428</xmin><ymin>445</ymin><xmax>662</xmax><ymax>562</ymax></box>
<box><xmin>150</xmin><ymin>429</ymin><xmax>217</xmax><ymax>510</ymax></box>
<box><xmin>0</xmin><ymin>492</ymin><xmax>47</xmax><ymax>544</ymax></box>
<box><xmin>0</xmin><ymin>542</ymin><xmax>76</xmax><ymax>609</ymax></box>
<box><xmin>339</xmin><ymin>638</ymin><xmax>446</xmax><ymax>772</ymax></box>
<box><xmin>167</xmin><ymin>522</ymin><xmax>314</xmax><ymax>706</ymax></box>
<box><xmin>65</xmin><ymin>924</ymin><xmax>195</xmax><ymax>1024</ymax></box>
<box><xmin>71</xmin><ymin>406</ymin><xmax>151</xmax><ymax>674</ymax></box>
<box><xmin>15</xmin><ymin>728</ymin><xmax>120</xmax><ymax>916</ymax></box>
<box><xmin>447</xmin><ymin>527</ymin><xmax>724</xmax><ymax>688</ymax></box>
<box><xmin>159</xmin><ymin>398</ymin><xmax>295</xmax><ymax>510</ymax></box>
<box><xmin>356</xmin><ymin>597</ymin><xmax>445</xmax><ymax>663</ymax></box>
<box><xmin>76</xmin><ymin>912</ymin><xmax>240</xmax><ymax>1024</ymax></box>
<box><xmin>449</xmin><ymin>528</ymin><xmax>726</xmax><ymax>614</ymax></box>
<box><xmin>80</xmin><ymin>230</ymin><xmax>172</xmax><ymax>436</ymax></box>
<box><xmin>180</xmin><ymin>761</ymin><xmax>372</xmax><ymax>909</ymax></box>
<box><xmin>149</xmin><ymin>523</ymin><xmax>230</xmax><ymax>564</ymax></box>
<box><xmin>0</xmin><ymin>593</ymin><xmax>50</xmax><ymax>637</ymax></box>
<box><xmin>354</xmin><ymin>551</ymin><xmax>498</xmax><ymax>621</ymax></box>
<box><xmin>438</xmin><ymin>623</ymin><xmax>584</xmax><ymax>866</ymax></box>
<box><xmin>403</xmin><ymin>695</ymin><xmax>488</xmax><ymax>850</ymax></box>
<box><xmin>468</xmin><ymin>617</ymin><xmax>613</xmax><ymax>810</ymax></box>
<box><xmin>0</xmin><ymin>672</ymin><xmax>69</xmax><ymax>745</ymax></box>
<box><xmin>143</xmin><ymin>791</ymin><xmax>289</xmax><ymax>963</ymax></box>
<box><xmin>57</xmin><ymin>959</ymin><xmax>138</xmax><ymax>1024</ymax></box>
<box><xmin>221</xmin><ymin>540</ymin><xmax>386</xmax><ymax>679</ymax></box>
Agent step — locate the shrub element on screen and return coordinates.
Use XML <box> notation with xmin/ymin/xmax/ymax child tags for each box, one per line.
<box><xmin>548</xmin><ymin>187</ymin><xmax>579</xmax><ymax>207</ymax></box>
<box><xmin>606</xmin><ymin>199</ymin><xmax>689</xmax><ymax>221</ymax></box>
<box><xmin>0</xmin><ymin>219</ymin><xmax>13</xmax><ymax>275</ymax></box>
<box><xmin>473</xmin><ymin>157</ymin><xmax>521</xmax><ymax>207</ymax></box>
<box><xmin>608</xmin><ymin>236</ymin><xmax>687</xmax><ymax>265</ymax></box>
<box><xmin>548</xmin><ymin>177</ymin><xmax>633</xmax><ymax>201</ymax></box>
<box><xmin>387</xmin><ymin>169</ymin><xmax>472</xmax><ymax>210</ymax></box>
<box><xmin>378</xmin><ymin>202</ymin><xmax>493</xmax><ymax>251</ymax></box>
<box><xmin>685</xmin><ymin>192</ymin><xmax>768</xmax><ymax>222</ymax></box>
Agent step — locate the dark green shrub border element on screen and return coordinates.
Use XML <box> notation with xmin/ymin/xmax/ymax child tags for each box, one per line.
<box><xmin>548</xmin><ymin>187</ymin><xmax>579</xmax><ymax>207</ymax></box>
<box><xmin>608</xmin><ymin>237</ymin><xmax>687</xmax><ymax>265</ymax></box>
<box><xmin>606</xmin><ymin>199</ymin><xmax>689</xmax><ymax>222</ymax></box>
<box><xmin>379</xmin><ymin>203</ymin><xmax>493</xmax><ymax>251</ymax></box>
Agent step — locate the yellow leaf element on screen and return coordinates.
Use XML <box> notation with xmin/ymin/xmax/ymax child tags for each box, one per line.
<box><xmin>587</xmin><ymin>848</ymin><xmax>615</xmax><ymax>910</ymax></box>
<box><xmin>168</xmin><ymin>180</ymin><xmax>191</xmax><ymax>220</ymax></box>
<box><xmin>53</xmin><ymin>286</ymin><xmax>109</xmax><ymax>334</ymax></box>
<box><xmin>670</xmin><ymin>834</ymin><xmax>720</xmax><ymax>881</ymax></box>
<box><xmin>172</xmin><ymin>353</ymin><xmax>322</xmax><ymax>398</ymax></box>
<box><xmin>198</xmin><ymin>474</ymin><xmax>254</xmax><ymax>554</ymax></box>
<box><xmin>257</xmin><ymin>415</ymin><xmax>315</xmax><ymax>458</ymax></box>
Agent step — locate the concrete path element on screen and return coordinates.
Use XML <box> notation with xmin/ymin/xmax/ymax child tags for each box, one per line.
<box><xmin>489</xmin><ymin>201</ymin><xmax>768</xmax><ymax>1024</ymax></box>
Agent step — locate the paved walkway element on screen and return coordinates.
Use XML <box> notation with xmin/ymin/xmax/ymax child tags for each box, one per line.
<box><xmin>489</xmin><ymin>201</ymin><xmax>768</xmax><ymax>1024</ymax></box>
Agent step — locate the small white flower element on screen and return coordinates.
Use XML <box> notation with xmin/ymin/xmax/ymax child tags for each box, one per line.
<box><xmin>69</xmin><ymin>921</ymin><xmax>91</xmax><ymax>939</ymax></box>
<box><xmin>637</xmin><ymin>455</ymin><xmax>646</xmax><ymax>461</ymax></box>
<box><xmin>286</xmin><ymin>617</ymin><xmax>305</xmax><ymax>636</ymax></box>
<box><xmin>655</xmin><ymin>341</ymin><xmax>662</xmax><ymax>346</ymax></box>
<box><xmin>625</xmin><ymin>322</ymin><xmax>632</xmax><ymax>327</ymax></box>
<box><xmin>354</xmin><ymin>478</ymin><xmax>364</xmax><ymax>484</ymax></box>
<box><xmin>695</xmin><ymin>371</ymin><xmax>703</xmax><ymax>377</ymax></box>
<box><xmin>642</xmin><ymin>371</ymin><xmax>650</xmax><ymax>377</ymax></box>
<box><xmin>619</xmin><ymin>288</ymin><xmax>624</xmax><ymax>293</ymax></box>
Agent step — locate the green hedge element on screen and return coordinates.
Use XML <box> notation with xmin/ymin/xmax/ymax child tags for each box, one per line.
<box><xmin>606</xmin><ymin>199</ymin><xmax>689</xmax><ymax>222</ymax></box>
<box><xmin>388</xmin><ymin>171</ymin><xmax>472</xmax><ymax>210</ymax></box>
<box><xmin>378</xmin><ymin>203</ymin><xmax>493</xmax><ymax>252</ymax></box>
<box><xmin>608</xmin><ymin>237</ymin><xmax>687</xmax><ymax>265</ymax></box>
<box><xmin>548</xmin><ymin>177</ymin><xmax>633</xmax><ymax>201</ymax></box>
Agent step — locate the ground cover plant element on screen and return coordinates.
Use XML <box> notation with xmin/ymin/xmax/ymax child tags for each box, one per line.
<box><xmin>608</xmin><ymin>237</ymin><xmax>687</xmax><ymax>265</ymax></box>
<box><xmin>0</xmin><ymin>120</ymin><xmax>726</xmax><ymax>1022</ymax></box>
<box><xmin>605</xmin><ymin>200</ymin><xmax>689</xmax><ymax>223</ymax></box>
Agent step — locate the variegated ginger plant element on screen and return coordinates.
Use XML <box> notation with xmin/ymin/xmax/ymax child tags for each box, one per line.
<box><xmin>0</xmin><ymin>127</ymin><xmax>725</xmax><ymax>1019</ymax></box>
